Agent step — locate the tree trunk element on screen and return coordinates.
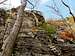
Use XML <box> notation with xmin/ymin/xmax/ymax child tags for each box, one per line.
<box><xmin>1</xmin><ymin>0</ymin><xmax>27</xmax><ymax>56</ymax></box>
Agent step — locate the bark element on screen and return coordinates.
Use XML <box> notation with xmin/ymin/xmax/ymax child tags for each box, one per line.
<box><xmin>1</xmin><ymin>0</ymin><xmax>27</xmax><ymax>56</ymax></box>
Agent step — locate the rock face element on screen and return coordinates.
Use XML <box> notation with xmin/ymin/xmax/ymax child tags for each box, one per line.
<box><xmin>0</xmin><ymin>26</ymin><xmax>5</xmax><ymax>51</ymax></box>
<box><xmin>10</xmin><ymin>10</ymin><xmax>61</xmax><ymax>56</ymax></box>
<box><xmin>1</xmin><ymin>10</ymin><xmax>75</xmax><ymax>56</ymax></box>
<box><xmin>3</xmin><ymin>10</ymin><xmax>45</xmax><ymax>45</ymax></box>
<box><xmin>12</xmin><ymin>30</ymin><xmax>61</xmax><ymax>56</ymax></box>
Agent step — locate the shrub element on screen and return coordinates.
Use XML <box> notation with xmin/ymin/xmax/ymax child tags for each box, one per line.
<box><xmin>41</xmin><ymin>22</ymin><xmax>56</xmax><ymax>34</ymax></box>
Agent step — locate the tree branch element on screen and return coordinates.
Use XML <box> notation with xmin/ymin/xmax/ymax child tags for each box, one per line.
<box><xmin>0</xmin><ymin>0</ymin><xmax>7</xmax><ymax>4</ymax></box>
<box><xmin>46</xmin><ymin>5</ymin><xmax>63</xmax><ymax>18</ymax></box>
<box><xmin>27</xmin><ymin>0</ymin><xmax>34</xmax><ymax>9</ymax></box>
<box><xmin>46</xmin><ymin>0</ymin><xmax>73</xmax><ymax>35</ymax></box>
<box><xmin>61</xmin><ymin>0</ymin><xmax>75</xmax><ymax>22</ymax></box>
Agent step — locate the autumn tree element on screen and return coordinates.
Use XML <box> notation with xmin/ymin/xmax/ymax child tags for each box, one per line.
<box><xmin>46</xmin><ymin>0</ymin><xmax>75</xmax><ymax>41</ymax></box>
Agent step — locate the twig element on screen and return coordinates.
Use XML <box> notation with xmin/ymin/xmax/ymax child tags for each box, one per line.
<box><xmin>27</xmin><ymin>0</ymin><xmax>34</xmax><ymax>9</ymax></box>
<box><xmin>61</xmin><ymin>0</ymin><xmax>75</xmax><ymax>22</ymax></box>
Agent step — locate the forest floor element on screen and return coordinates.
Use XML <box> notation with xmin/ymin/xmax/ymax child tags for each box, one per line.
<box><xmin>0</xmin><ymin>25</ymin><xmax>75</xmax><ymax>56</ymax></box>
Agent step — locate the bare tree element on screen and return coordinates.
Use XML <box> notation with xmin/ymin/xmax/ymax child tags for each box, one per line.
<box><xmin>61</xmin><ymin>0</ymin><xmax>75</xmax><ymax>38</ymax></box>
<box><xmin>46</xmin><ymin>0</ymin><xmax>71</xmax><ymax>27</ymax></box>
<box><xmin>47</xmin><ymin>0</ymin><xmax>75</xmax><ymax>40</ymax></box>
<box><xmin>46</xmin><ymin>0</ymin><xmax>64</xmax><ymax>19</ymax></box>
<box><xmin>1</xmin><ymin>0</ymin><xmax>28</xmax><ymax>56</ymax></box>
<box><xmin>61</xmin><ymin>0</ymin><xmax>75</xmax><ymax>22</ymax></box>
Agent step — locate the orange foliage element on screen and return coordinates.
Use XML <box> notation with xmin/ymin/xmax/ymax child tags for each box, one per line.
<box><xmin>31</xmin><ymin>27</ymin><xmax>38</xmax><ymax>32</ymax></box>
<box><xmin>58</xmin><ymin>31</ymin><xmax>75</xmax><ymax>41</ymax></box>
<box><xmin>47</xmin><ymin>20</ymin><xmax>65</xmax><ymax>26</ymax></box>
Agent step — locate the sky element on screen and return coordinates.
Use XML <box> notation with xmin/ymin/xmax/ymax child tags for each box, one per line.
<box><xmin>0</xmin><ymin>0</ymin><xmax>75</xmax><ymax>20</ymax></box>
